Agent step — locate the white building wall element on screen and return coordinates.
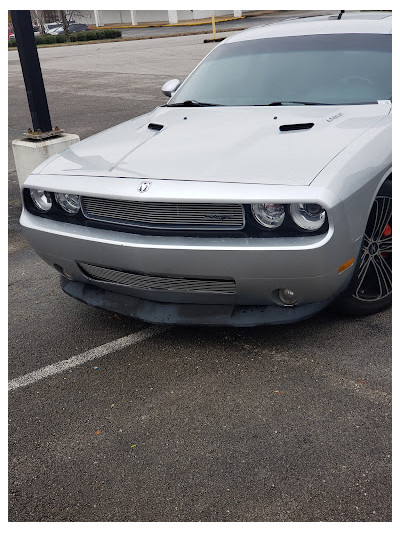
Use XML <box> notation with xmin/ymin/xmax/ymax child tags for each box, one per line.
<box><xmin>135</xmin><ymin>10</ymin><xmax>170</xmax><ymax>23</ymax></box>
<box><xmin>86</xmin><ymin>10</ymin><xmax>244</xmax><ymax>27</ymax></box>
<box><xmin>72</xmin><ymin>10</ymin><xmax>96</xmax><ymax>25</ymax></box>
<box><xmin>100</xmin><ymin>10</ymin><xmax>133</xmax><ymax>24</ymax></box>
<box><xmin>121</xmin><ymin>11</ymin><xmax>133</xmax><ymax>23</ymax></box>
<box><xmin>176</xmin><ymin>10</ymin><xmax>195</xmax><ymax>21</ymax></box>
<box><xmin>99</xmin><ymin>10</ymin><xmax>119</xmax><ymax>24</ymax></box>
<box><xmin>192</xmin><ymin>10</ymin><xmax>234</xmax><ymax>19</ymax></box>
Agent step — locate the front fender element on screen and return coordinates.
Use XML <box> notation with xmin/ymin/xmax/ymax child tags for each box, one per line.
<box><xmin>310</xmin><ymin>113</ymin><xmax>392</xmax><ymax>243</ymax></box>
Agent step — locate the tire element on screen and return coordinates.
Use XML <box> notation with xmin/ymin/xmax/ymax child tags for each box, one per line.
<box><xmin>333</xmin><ymin>180</ymin><xmax>392</xmax><ymax>316</ymax></box>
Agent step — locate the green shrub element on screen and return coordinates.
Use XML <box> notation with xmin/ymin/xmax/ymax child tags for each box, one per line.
<box><xmin>43</xmin><ymin>34</ymin><xmax>57</xmax><ymax>44</ymax></box>
<box><xmin>103</xmin><ymin>29</ymin><xmax>121</xmax><ymax>39</ymax></box>
<box><xmin>76</xmin><ymin>31</ymin><xmax>87</xmax><ymax>41</ymax></box>
<box><xmin>85</xmin><ymin>30</ymin><xmax>97</xmax><ymax>41</ymax></box>
<box><xmin>17</xmin><ymin>27</ymin><xmax>122</xmax><ymax>47</ymax></box>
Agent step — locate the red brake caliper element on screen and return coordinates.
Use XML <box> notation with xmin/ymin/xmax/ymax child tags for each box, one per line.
<box><xmin>381</xmin><ymin>224</ymin><xmax>391</xmax><ymax>258</ymax></box>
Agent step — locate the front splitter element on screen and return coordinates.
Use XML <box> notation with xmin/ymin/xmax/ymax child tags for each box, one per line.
<box><xmin>61</xmin><ymin>278</ymin><xmax>333</xmax><ymax>327</ymax></box>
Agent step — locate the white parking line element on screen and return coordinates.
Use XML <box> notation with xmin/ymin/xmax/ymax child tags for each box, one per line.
<box><xmin>8</xmin><ymin>325</ymin><xmax>169</xmax><ymax>392</ymax></box>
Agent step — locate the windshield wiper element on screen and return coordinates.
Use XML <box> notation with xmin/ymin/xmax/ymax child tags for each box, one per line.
<box><xmin>256</xmin><ymin>101</ymin><xmax>335</xmax><ymax>106</ymax></box>
<box><xmin>263</xmin><ymin>100</ymin><xmax>391</xmax><ymax>106</ymax></box>
<box><xmin>166</xmin><ymin>100</ymin><xmax>222</xmax><ymax>107</ymax></box>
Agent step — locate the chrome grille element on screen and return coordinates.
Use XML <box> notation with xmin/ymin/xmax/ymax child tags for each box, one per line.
<box><xmin>81</xmin><ymin>197</ymin><xmax>244</xmax><ymax>230</ymax></box>
<box><xmin>79</xmin><ymin>262</ymin><xmax>236</xmax><ymax>294</ymax></box>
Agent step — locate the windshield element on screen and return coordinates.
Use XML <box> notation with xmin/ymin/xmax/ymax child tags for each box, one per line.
<box><xmin>169</xmin><ymin>34</ymin><xmax>392</xmax><ymax>106</ymax></box>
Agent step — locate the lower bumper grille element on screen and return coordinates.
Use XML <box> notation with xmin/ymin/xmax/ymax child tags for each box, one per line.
<box><xmin>79</xmin><ymin>262</ymin><xmax>236</xmax><ymax>294</ymax></box>
<box><xmin>81</xmin><ymin>196</ymin><xmax>245</xmax><ymax>230</ymax></box>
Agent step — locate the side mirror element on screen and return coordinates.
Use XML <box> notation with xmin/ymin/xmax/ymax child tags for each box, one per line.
<box><xmin>162</xmin><ymin>79</ymin><xmax>181</xmax><ymax>97</ymax></box>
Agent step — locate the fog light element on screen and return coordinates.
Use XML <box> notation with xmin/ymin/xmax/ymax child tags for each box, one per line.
<box><xmin>278</xmin><ymin>288</ymin><xmax>298</xmax><ymax>306</ymax></box>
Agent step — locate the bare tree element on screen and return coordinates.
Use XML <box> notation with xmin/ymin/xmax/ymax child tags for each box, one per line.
<box><xmin>28</xmin><ymin>10</ymin><xmax>92</xmax><ymax>40</ymax></box>
<box><xmin>59</xmin><ymin>10</ymin><xmax>90</xmax><ymax>41</ymax></box>
<box><xmin>59</xmin><ymin>10</ymin><xmax>71</xmax><ymax>41</ymax></box>
<box><xmin>30</xmin><ymin>10</ymin><xmax>45</xmax><ymax>34</ymax></box>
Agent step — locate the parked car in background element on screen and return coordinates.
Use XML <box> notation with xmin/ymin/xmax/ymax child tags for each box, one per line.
<box><xmin>44</xmin><ymin>22</ymin><xmax>63</xmax><ymax>33</ymax></box>
<box><xmin>47</xmin><ymin>23</ymin><xmax>91</xmax><ymax>35</ymax></box>
<box><xmin>46</xmin><ymin>27</ymin><xmax>64</xmax><ymax>35</ymax></box>
<box><xmin>20</xmin><ymin>12</ymin><xmax>392</xmax><ymax>326</ymax></box>
<box><xmin>9</xmin><ymin>25</ymin><xmax>42</xmax><ymax>39</ymax></box>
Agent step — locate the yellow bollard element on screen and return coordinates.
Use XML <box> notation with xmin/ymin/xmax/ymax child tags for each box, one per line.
<box><xmin>211</xmin><ymin>13</ymin><xmax>216</xmax><ymax>40</ymax></box>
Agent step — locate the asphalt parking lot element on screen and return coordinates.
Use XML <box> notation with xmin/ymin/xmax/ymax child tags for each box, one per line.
<box><xmin>8</xmin><ymin>26</ymin><xmax>392</xmax><ymax>522</ymax></box>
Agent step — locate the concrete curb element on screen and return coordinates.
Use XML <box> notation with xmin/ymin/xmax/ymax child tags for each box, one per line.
<box><xmin>94</xmin><ymin>15</ymin><xmax>246</xmax><ymax>30</ymax></box>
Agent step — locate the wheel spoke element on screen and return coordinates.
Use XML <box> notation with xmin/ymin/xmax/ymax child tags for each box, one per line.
<box><xmin>379</xmin><ymin>238</ymin><xmax>392</xmax><ymax>253</ymax></box>
<box><xmin>364</xmin><ymin>200</ymin><xmax>378</xmax><ymax>240</ymax></box>
<box><xmin>372</xmin><ymin>197</ymin><xmax>391</xmax><ymax>241</ymax></box>
<box><xmin>371</xmin><ymin>254</ymin><xmax>392</xmax><ymax>299</ymax></box>
<box><xmin>358</xmin><ymin>246</ymin><xmax>369</xmax><ymax>272</ymax></box>
<box><xmin>354</xmin><ymin>254</ymin><xmax>373</xmax><ymax>298</ymax></box>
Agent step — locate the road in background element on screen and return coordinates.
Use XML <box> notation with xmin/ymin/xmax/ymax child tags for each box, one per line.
<box><xmin>8</xmin><ymin>17</ymin><xmax>391</xmax><ymax>522</ymax></box>
<box><xmin>119</xmin><ymin>10</ymin><xmax>339</xmax><ymax>38</ymax></box>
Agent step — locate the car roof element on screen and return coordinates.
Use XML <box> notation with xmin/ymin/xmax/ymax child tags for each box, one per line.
<box><xmin>224</xmin><ymin>11</ymin><xmax>392</xmax><ymax>44</ymax></box>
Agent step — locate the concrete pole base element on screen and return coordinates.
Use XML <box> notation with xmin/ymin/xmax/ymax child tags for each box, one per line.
<box><xmin>12</xmin><ymin>133</ymin><xmax>80</xmax><ymax>188</ymax></box>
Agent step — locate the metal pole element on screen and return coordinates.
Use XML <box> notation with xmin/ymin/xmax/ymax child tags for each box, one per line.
<box><xmin>11</xmin><ymin>10</ymin><xmax>53</xmax><ymax>134</ymax></box>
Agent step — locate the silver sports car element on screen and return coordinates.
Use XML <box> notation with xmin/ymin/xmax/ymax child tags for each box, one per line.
<box><xmin>20</xmin><ymin>12</ymin><xmax>392</xmax><ymax>326</ymax></box>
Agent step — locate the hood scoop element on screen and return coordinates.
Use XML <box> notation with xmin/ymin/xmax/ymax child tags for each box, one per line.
<box><xmin>279</xmin><ymin>122</ymin><xmax>314</xmax><ymax>132</ymax></box>
<box><xmin>148</xmin><ymin>122</ymin><xmax>164</xmax><ymax>131</ymax></box>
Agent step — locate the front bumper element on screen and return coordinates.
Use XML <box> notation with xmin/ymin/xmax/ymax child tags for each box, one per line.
<box><xmin>21</xmin><ymin>189</ymin><xmax>360</xmax><ymax>324</ymax></box>
<box><xmin>61</xmin><ymin>278</ymin><xmax>334</xmax><ymax>326</ymax></box>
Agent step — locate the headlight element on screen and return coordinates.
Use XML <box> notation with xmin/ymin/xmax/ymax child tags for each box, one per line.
<box><xmin>30</xmin><ymin>189</ymin><xmax>52</xmax><ymax>211</ymax></box>
<box><xmin>251</xmin><ymin>203</ymin><xmax>285</xmax><ymax>229</ymax></box>
<box><xmin>290</xmin><ymin>203</ymin><xmax>326</xmax><ymax>231</ymax></box>
<box><xmin>55</xmin><ymin>193</ymin><xmax>81</xmax><ymax>214</ymax></box>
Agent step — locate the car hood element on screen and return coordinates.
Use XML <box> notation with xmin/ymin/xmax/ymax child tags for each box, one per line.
<box><xmin>36</xmin><ymin>104</ymin><xmax>391</xmax><ymax>186</ymax></box>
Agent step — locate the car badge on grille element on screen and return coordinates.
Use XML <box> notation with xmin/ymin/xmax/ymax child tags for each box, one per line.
<box><xmin>138</xmin><ymin>181</ymin><xmax>151</xmax><ymax>193</ymax></box>
<box><xmin>204</xmin><ymin>214</ymin><xmax>233</xmax><ymax>220</ymax></box>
